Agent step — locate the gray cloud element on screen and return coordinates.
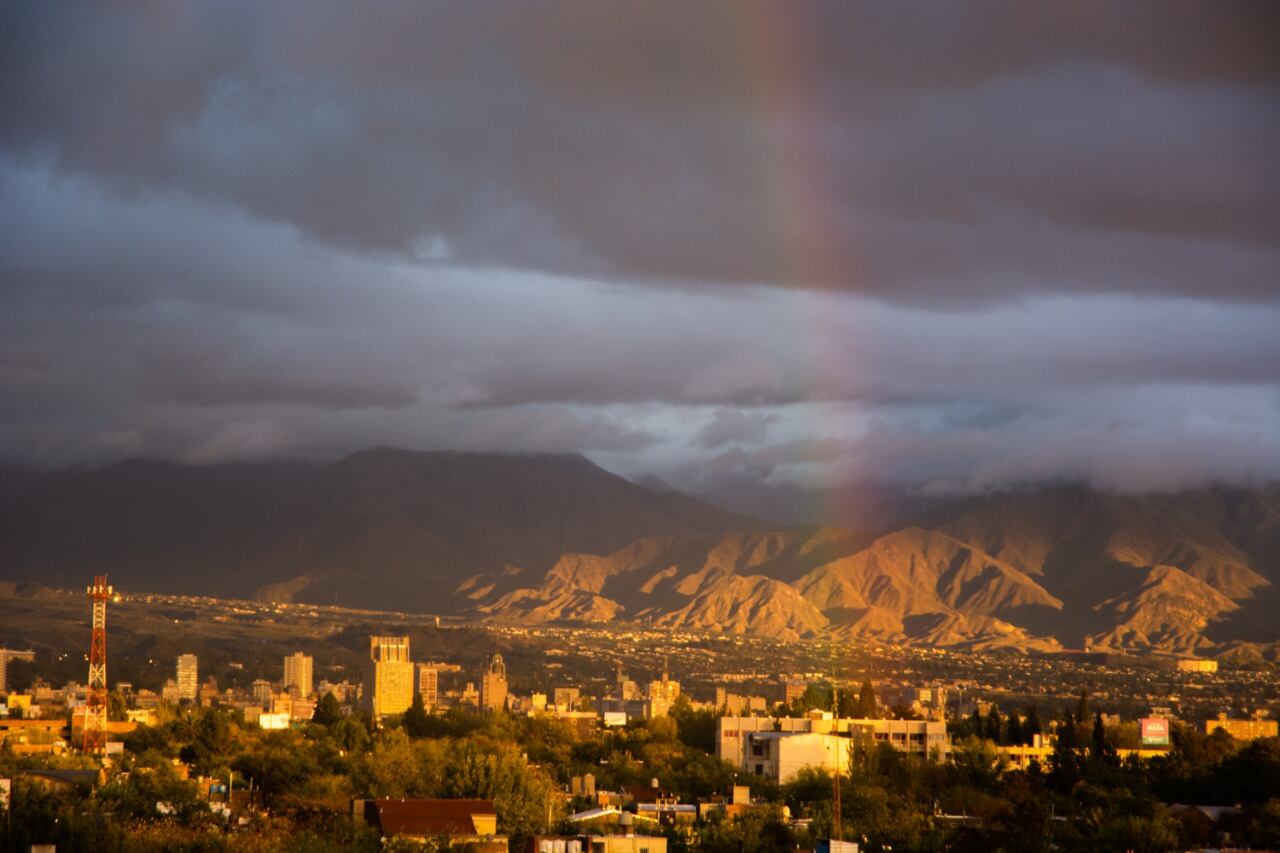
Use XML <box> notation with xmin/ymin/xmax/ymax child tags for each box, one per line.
<box><xmin>692</xmin><ymin>410</ymin><xmax>778</xmax><ymax>449</ymax></box>
<box><xmin>2</xmin><ymin>2</ymin><xmax>1277</xmax><ymax>303</ymax></box>
<box><xmin>1</xmin><ymin>3</ymin><xmax>1278</xmax><ymax>497</ymax></box>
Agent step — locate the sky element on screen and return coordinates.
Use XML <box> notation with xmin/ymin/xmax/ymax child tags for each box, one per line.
<box><xmin>2</xmin><ymin>1</ymin><xmax>1279</xmax><ymax>501</ymax></box>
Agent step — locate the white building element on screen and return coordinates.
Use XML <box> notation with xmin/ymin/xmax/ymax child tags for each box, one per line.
<box><xmin>741</xmin><ymin>731</ymin><xmax>851</xmax><ymax>782</ymax></box>
<box><xmin>718</xmin><ymin>714</ymin><xmax>949</xmax><ymax>782</ymax></box>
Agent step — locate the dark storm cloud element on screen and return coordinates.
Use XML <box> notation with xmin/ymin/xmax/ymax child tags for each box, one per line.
<box><xmin>2</xmin><ymin>1</ymin><xmax>1277</xmax><ymax>302</ymax></box>
<box><xmin>2</xmin><ymin>2</ymin><xmax>1279</xmax><ymax>494</ymax></box>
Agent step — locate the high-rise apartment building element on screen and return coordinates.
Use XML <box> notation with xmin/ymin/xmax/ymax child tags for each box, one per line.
<box><xmin>283</xmin><ymin>652</ymin><xmax>314</xmax><ymax>697</ymax></box>
<box><xmin>417</xmin><ymin>665</ymin><xmax>439</xmax><ymax>709</ymax></box>
<box><xmin>176</xmin><ymin>654</ymin><xmax>199</xmax><ymax>702</ymax></box>
<box><xmin>363</xmin><ymin>636</ymin><xmax>414</xmax><ymax>718</ymax></box>
<box><xmin>480</xmin><ymin>653</ymin><xmax>507</xmax><ymax>712</ymax></box>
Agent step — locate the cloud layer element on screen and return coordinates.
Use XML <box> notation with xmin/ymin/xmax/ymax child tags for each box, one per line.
<box><xmin>1</xmin><ymin>2</ymin><xmax>1278</xmax><ymax>501</ymax></box>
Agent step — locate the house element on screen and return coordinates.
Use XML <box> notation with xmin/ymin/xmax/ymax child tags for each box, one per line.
<box><xmin>356</xmin><ymin>798</ymin><xmax>507</xmax><ymax>851</ymax></box>
<box><xmin>530</xmin><ymin>835</ymin><xmax>668</xmax><ymax>853</ymax></box>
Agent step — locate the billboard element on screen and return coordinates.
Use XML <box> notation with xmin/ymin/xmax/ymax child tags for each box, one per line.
<box><xmin>1140</xmin><ymin>717</ymin><xmax>1170</xmax><ymax>746</ymax></box>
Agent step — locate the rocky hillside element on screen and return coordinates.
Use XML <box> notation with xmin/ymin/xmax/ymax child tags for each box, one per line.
<box><xmin>464</xmin><ymin>485</ymin><xmax>1280</xmax><ymax>655</ymax></box>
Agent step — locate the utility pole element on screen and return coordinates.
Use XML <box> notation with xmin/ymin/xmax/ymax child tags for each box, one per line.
<box><xmin>83</xmin><ymin>575</ymin><xmax>112</xmax><ymax>754</ymax></box>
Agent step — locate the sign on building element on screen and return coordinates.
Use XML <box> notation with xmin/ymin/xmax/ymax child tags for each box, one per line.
<box><xmin>1140</xmin><ymin>717</ymin><xmax>1170</xmax><ymax>746</ymax></box>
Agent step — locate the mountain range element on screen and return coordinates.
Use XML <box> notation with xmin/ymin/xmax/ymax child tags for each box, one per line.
<box><xmin>2</xmin><ymin>449</ymin><xmax>1278</xmax><ymax>657</ymax></box>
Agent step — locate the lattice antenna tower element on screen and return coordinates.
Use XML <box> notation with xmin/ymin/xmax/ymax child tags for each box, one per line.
<box><xmin>84</xmin><ymin>575</ymin><xmax>112</xmax><ymax>754</ymax></box>
<box><xmin>831</xmin><ymin>645</ymin><xmax>842</xmax><ymax>844</ymax></box>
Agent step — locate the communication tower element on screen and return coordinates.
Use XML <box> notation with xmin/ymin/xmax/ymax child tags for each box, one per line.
<box><xmin>84</xmin><ymin>575</ymin><xmax>112</xmax><ymax>754</ymax></box>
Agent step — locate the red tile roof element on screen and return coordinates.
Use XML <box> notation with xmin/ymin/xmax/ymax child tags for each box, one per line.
<box><xmin>372</xmin><ymin>798</ymin><xmax>497</xmax><ymax>837</ymax></box>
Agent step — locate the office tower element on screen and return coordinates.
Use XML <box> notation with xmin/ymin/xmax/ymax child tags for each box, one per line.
<box><xmin>480</xmin><ymin>653</ymin><xmax>507</xmax><ymax>712</ymax></box>
<box><xmin>176</xmin><ymin>654</ymin><xmax>199</xmax><ymax>702</ymax></box>
<box><xmin>364</xmin><ymin>636</ymin><xmax>414</xmax><ymax>718</ymax></box>
<box><xmin>283</xmin><ymin>652</ymin><xmax>314</xmax><ymax>697</ymax></box>
<box><xmin>417</xmin><ymin>665</ymin><xmax>439</xmax><ymax>709</ymax></box>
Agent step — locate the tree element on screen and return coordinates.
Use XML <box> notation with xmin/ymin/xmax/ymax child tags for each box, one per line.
<box><xmin>312</xmin><ymin>692</ymin><xmax>342</xmax><ymax>727</ymax></box>
<box><xmin>1091</xmin><ymin>712</ymin><xmax>1114</xmax><ymax>764</ymax></box>
<box><xmin>856</xmin><ymin>680</ymin><xmax>878</xmax><ymax>719</ymax></box>
<box><xmin>670</xmin><ymin>695</ymin><xmax>718</xmax><ymax>752</ymax></box>
<box><xmin>985</xmin><ymin>705</ymin><xmax>1002</xmax><ymax>744</ymax></box>
<box><xmin>402</xmin><ymin>692</ymin><xmax>430</xmax><ymax>738</ymax></box>
<box><xmin>1024</xmin><ymin>705</ymin><xmax>1043</xmax><ymax>743</ymax></box>
<box><xmin>1007</xmin><ymin>712</ymin><xmax>1023</xmax><ymax>747</ymax></box>
<box><xmin>1051</xmin><ymin>712</ymin><xmax>1081</xmax><ymax>788</ymax></box>
<box><xmin>1076</xmin><ymin>688</ymin><xmax>1090</xmax><ymax>724</ymax></box>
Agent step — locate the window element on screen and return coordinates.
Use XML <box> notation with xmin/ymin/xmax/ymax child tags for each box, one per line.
<box><xmin>751</xmin><ymin>741</ymin><xmax>764</xmax><ymax>757</ymax></box>
<box><xmin>754</xmin><ymin>763</ymin><xmax>764</xmax><ymax>775</ymax></box>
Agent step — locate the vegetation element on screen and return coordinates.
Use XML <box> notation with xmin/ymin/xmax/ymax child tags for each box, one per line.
<box><xmin>1</xmin><ymin>699</ymin><xmax>1279</xmax><ymax>852</ymax></box>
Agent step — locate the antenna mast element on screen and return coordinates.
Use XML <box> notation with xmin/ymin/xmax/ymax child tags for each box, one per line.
<box><xmin>831</xmin><ymin>648</ymin><xmax>842</xmax><ymax>844</ymax></box>
<box><xmin>84</xmin><ymin>575</ymin><xmax>112</xmax><ymax>754</ymax></box>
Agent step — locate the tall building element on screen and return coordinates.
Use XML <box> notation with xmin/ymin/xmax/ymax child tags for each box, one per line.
<box><xmin>646</xmin><ymin>660</ymin><xmax>680</xmax><ymax>717</ymax></box>
<box><xmin>283</xmin><ymin>652</ymin><xmax>314</xmax><ymax>697</ymax></box>
<box><xmin>252</xmin><ymin>679</ymin><xmax>274</xmax><ymax>707</ymax></box>
<box><xmin>0</xmin><ymin>648</ymin><xmax>36</xmax><ymax>693</ymax></box>
<box><xmin>176</xmin><ymin>654</ymin><xmax>199</xmax><ymax>702</ymax></box>
<box><xmin>364</xmin><ymin>636</ymin><xmax>414</xmax><ymax>719</ymax></box>
<box><xmin>417</xmin><ymin>665</ymin><xmax>439</xmax><ymax>709</ymax></box>
<box><xmin>480</xmin><ymin>653</ymin><xmax>507</xmax><ymax>712</ymax></box>
<box><xmin>615</xmin><ymin>663</ymin><xmax>640</xmax><ymax>701</ymax></box>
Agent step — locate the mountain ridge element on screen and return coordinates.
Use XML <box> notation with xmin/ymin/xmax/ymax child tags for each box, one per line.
<box><xmin>2</xmin><ymin>452</ymin><xmax>1277</xmax><ymax>655</ymax></box>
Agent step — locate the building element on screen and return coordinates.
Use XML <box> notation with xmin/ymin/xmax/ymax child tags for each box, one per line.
<box><xmin>645</xmin><ymin>665</ymin><xmax>680</xmax><ymax>718</ymax></box>
<box><xmin>175</xmin><ymin>655</ymin><xmax>199</xmax><ymax>702</ymax></box>
<box><xmin>1177</xmin><ymin>658</ymin><xmax>1219</xmax><ymax>674</ymax></box>
<box><xmin>198</xmin><ymin>675</ymin><xmax>219</xmax><ymax>707</ymax></box>
<box><xmin>555</xmin><ymin>687</ymin><xmax>581</xmax><ymax>710</ymax></box>
<box><xmin>697</xmin><ymin>785</ymin><xmax>755</xmax><ymax>821</ymax></box>
<box><xmin>783</xmin><ymin>680</ymin><xmax>807</xmax><ymax>707</ymax></box>
<box><xmin>259</xmin><ymin>712</ymin><xmax>291</xmax><ymax>730</ymax></box>
<box><xmin>364</xmin><ymin>636</ymin><xmax>415</xmax><ymax>719</ymax></box>
<box><xmin>251</xmin><ymin>679</ymin><xmax>273</xmax><ymax>708</ymax></box>
<box><xmin>614</xmin><ymin>665</ymin><xmax>641</xmax><ymax>701</ymax></box>
<box><xmin>481</xmin><ymin>654</ymin><xmax>508</xmax><ymax>712</ymax></box>
<box><xmin>740</xmin><ymin>731</ymin><xmax>852</xmax><ymax>782</ymax></box>
<box><xmin>0</xmin><ymin>648</ymin><xmax>36</xmax><ymax>693</ymax></box>
<box><xmin>417</xmin><ymin>665</ymin><xmax>439</xmax><ymax>709</ymax></box>
<box><xmin>718</xmin><ymin>715</ymin><xmax>949</xmax><ymax>781</ymax></box>
<box><xmin>532</xmin><ymin>836</ymin><xmax>667</xmax><ymax>853</ymax></box>
<box><xmin>356</xmin><ymin>798</ymin><xmax>506</xmax><ymax>851</ymax></box>
<box><xmin>283</xmin><ymin>652</ymin><xmax>313</xmax><ymax>697</ymax></box>
<box><xmin>1207</xmin><ymin>713</ymin><xmax>1278</xmax><ymax>742</ymax></box>
<box><xmin>714</xmin><ymin>688</ymin><xmax>768</xmax><ymax>716</ymax></box>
